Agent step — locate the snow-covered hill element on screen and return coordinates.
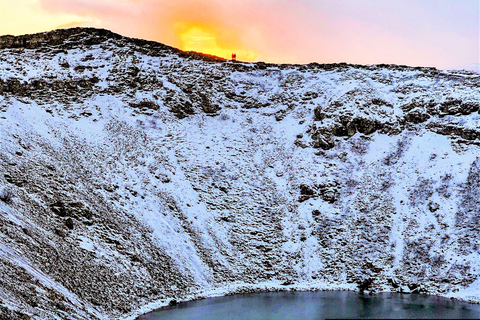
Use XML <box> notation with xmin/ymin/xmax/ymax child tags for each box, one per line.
<box><xmin>448</xmin><ymin>63</ymin><xmax>480</xmax><ymax>74</ymax></box>
<box><xmin>0</xmin><ymin>28</ymin><xmax>479</xmax><ymax>319</ymax></box>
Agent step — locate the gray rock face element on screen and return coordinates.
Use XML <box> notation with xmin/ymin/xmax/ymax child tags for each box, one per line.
<box><xmin>0</xmin><ymin>28</ymin><xmax>480</xmax><ymax>319</ymax></box>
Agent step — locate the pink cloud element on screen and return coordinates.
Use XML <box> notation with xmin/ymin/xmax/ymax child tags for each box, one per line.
<box><xmin>37</xmin><ymin>0</ymin><xmax>479</xmax><ymax>68</ymax></box>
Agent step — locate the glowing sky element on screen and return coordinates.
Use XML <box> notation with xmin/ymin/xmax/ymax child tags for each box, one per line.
<box><xmin>0</xmin><ymin>0</ymin><xmax>478</xmax><ymax>68</ymax></box>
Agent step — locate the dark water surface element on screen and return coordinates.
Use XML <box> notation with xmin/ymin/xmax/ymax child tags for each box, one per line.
<box><xmin>138</xmin><ymin>291</ymin><xmax>480</xmax><ymax>320</ymax></box>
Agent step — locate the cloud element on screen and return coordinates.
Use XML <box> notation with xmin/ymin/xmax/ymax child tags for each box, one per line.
<box><xmin>33</xmin><ymin>0</ymin><xmax>479</xmax><ymax>67</ymax></box>
<box><xmin>0</xmin><ymin>0</ymin><xmax>88</xmax><ymax>36</ymax></box>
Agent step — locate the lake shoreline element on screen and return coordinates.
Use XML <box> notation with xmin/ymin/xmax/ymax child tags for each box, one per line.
<box><xmin>123</xmin><ymin>280</ymin><xmax>480</xmax><ymax>320</ymax></box>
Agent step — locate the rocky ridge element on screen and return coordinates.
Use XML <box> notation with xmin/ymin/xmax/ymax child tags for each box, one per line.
<box><xmin>0</xmin><ymin>28</ymin><xmax>479</xmax><ymax>319</ymax></box>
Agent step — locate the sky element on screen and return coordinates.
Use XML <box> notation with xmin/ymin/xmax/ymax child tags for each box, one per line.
<box><xmin>0</xmin><ymin>0</ymin><xmax>478</xmax><ymax>68</ymax></box>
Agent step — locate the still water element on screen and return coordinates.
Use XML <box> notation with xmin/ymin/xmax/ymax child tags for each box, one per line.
<box><xmin>138</xmin><ymin>291</ymin><xmax>480</xmax><ymax>320</ymax></box>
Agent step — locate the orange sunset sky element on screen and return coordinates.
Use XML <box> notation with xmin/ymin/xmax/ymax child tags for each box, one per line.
<box><xmin>0</xmin><ymin>0</ymin><xmax>478</xmax><ymax>68</ymax></box>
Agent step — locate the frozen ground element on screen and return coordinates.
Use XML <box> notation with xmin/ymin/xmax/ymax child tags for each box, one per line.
<box><xmin>0</xmin><ymin>28</ymin><xmax>479</xmax><ymax>319</ymax></box>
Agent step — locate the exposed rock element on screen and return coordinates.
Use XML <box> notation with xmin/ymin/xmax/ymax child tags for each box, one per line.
<box><xmin>129</xmin><ymin>100</ymin><xmax>160</xmax><ymax>111</ymax></box>
<box><xmin>439</xmin><ymin>98</ymin><xmax>463</xmax><ymax>116</ymax></box>
<box><xmin>319</xmin><ymin>188</ymin><xmax>338</xmax><ymax>203</ymax></box>
<box><xmin>313</xmin><ymin>106</ymin><xmax>326</xmax><ymax>121</ymax></box>
<box><xmin>4</xmin><ymin>173</ymin><xmax>26</xmax><ymax>187</ymax></box>
<box><xmin>427</xmin><ymin>123</ymin><xmax>480</xmax><ymax>141</ymax></box>
<box><xmin>200</xmin><ymin>93</ymin><xmax>221</xmax><ymax>115</ymax></box>
<box><xmin>243</xmin><ymin>100</ymin><xmax>271</xmax><ymax>109</ymax></box>
<box><xmin>387</xmin><ymin>278</ymin><xmax>399</xmax><ymax>288</ymax></box>
<box><xmin>358</xmin><ymin>278</ymin><xmax>373</xmax><ymax>293</ymax></box>
<box><xmin>299</xmin><ymin>184</ymin><xmax>315</xmax><ymax>196</ymax></box>
<box><xmin>351</xmin><ymin>117</ymin><xmax>379</xmax><ymax>135</ymax></box>
<box><xmin>428</xmin><ymin>202</ymin><xmax>440</xmax><ymax>212</ymax></box>
<box><xmin>311</xmin><ymin>130</ymin><xmax>335</xmax><ymax>150</ymax></box>
<box><xmin>51</xmin><ymin>201</ymin><xmax>93</xmax><ymax>220</ymax></box>
<box><xmin>65</xmin><ymin>218</ymin><xmax>74</xmax><ymax>230</ymax></box>
<box><xmin>404</xmin><ymin>108</ymin><xmax>431</xmax><ymax>124</ymax></box>
<box><xmin>0</xmin><ymin>188</ymin><xmax>14</xmax><ymax>204</ymax></box>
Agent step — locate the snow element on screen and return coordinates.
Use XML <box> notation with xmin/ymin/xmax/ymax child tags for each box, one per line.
<box><xmin>447</xmin><ymin>63</ymin><xmax>480</xmax><ymax>74</ymax></box>
<box><xmin>0</xmin><ymin>28</ymin><xmax>479</xmax><ymax>319</ymax></box>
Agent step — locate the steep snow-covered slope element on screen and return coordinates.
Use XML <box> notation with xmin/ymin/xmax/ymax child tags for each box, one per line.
<box><xmin>0</xmin><ymin>28</ymin><xmax>479</xmax><ymax>319</ymax></box>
